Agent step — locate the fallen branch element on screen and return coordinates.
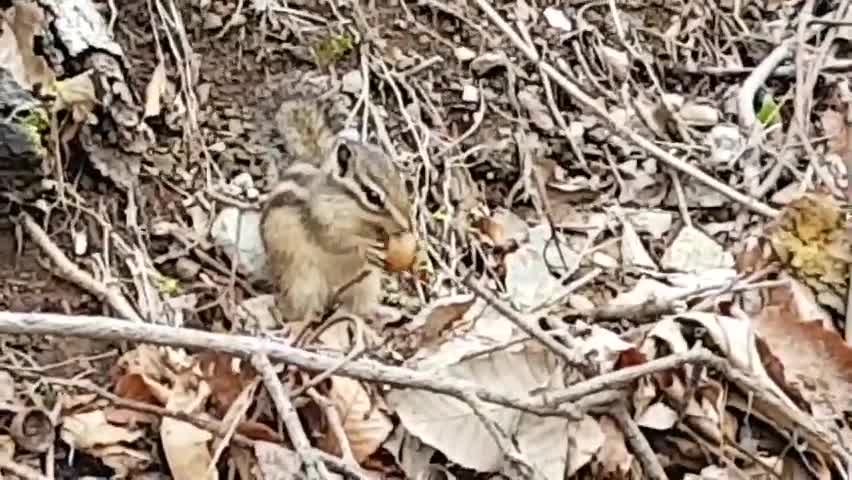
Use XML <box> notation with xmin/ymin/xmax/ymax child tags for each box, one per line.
<box><xmin>21</xmin><ymin>213</ymin><xmax>142</xmax><ymax>322</ymax></box>
<box><xmin>0</xmin><ymin>312</ymin><xmax>582</xmax><ymax>419</ymax></box>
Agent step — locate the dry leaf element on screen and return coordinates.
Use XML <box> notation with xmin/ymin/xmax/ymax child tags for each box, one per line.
<box><xmin>596</xmin><ymin>416</ymin><xmax>633</xmax><ymax>476</ymax></box>
<box><xmin>0</xmin><ymin>435</ymin><xmax>15</xmax><ymax>459</ymax></box>
<box><xmin>410</xmin><ymin>294</ymin><xmax>476</xmax><ymax>344</ymax></box>
<box><xmin>196</xmin><ymin>352</ymin><xmax>257</xmax><ymax>418</ymax></box>
<box><xmin>10</xmin><ymin>408</ymin><xmax>53</xmax><ymax>453</ymax></box>
<box><xmin>0</xmin><ymin>2</ymin><xmax>55</xmax><ymax>89</ymax></box>
<box><xmin>320</xmin><ymin>376</ymin><xmax>393</xmax><ymax>463</ymax></box>
<box><xmin>0</xmin><ymin>371</ymin><xmax>13</xmax><ymax>403</ymax></box>
<box><xmin>753</xmin><ymin>292</ymin><xmax>852</xmax><ymax>447</ymax></box>
<box><xmin>90</xmin><ymin>444</ymin><xmax>153</xmax><ymax>478</ymax></box>
<box><xmin>161</xmin><ymin>382</ymin><xmax>215</xmax><ymax>480</ymax></box>
<box><xmin>821</xmin><ymin>107</ymin><xmax>852</xmax><ymax>199</ymax></box>
<box><xmin>113</xmin><ymin>373</ymin><xmax>161</xmax><ymax>405</ymax></box>
<box><xmin>52</xmin><ymin>70</ymin><xmax>97</xmax><ymax>121</ymax></box>
<box><xmin>143</xmin><ymin>61</ymin><xmax>168</xmax><ymax>118</ymax></box>
<box><xmin>61</xmin><ymin>410</ymin><xmax>145</xmax><ymax>450</ymax></box>
<box><xmin>635</xmin><ymin>402</ymin><xmax>677</xmax><ymax>430</ymax></box>
<box><xmin>387</xmin><ymin>344</ymin><xmax>562</xmax><ymax>472</ymax></box>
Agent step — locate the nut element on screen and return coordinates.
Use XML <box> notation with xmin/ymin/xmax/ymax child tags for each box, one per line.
<box><xmin>385</xmin><ymin>231</ymin><xmax>418</xmax><ymax>272</ymax></box>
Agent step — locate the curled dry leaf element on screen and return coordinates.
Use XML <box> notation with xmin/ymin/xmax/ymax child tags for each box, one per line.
<box><xmin>670</xmin><ymin>312</ymin><xmax>800</xmax><ymax>412</ymax></box>
<box><xmin>236</xmin><ymin>421</ymin><xmax>282</xmax><ymax>443</ymax></box>
<box><xmin>595</xmin><ymin>416</ymin><xmax>634</xmax><ymax>476</ymax></box>
<box><xmin>113</xmin><ymin>372</ymin><xmax>161</xmax><ymax>405</ymax></box>
<box><xmin>9</xmin><ymin>407</ymin><xmax>53</xmax><ymax>453</ymax></box>
<box><xmin>477</xmin><ymin>208</ymin><xmax>529</xmax><ymax>247</ymax></box>
<box><xmin>409</xmin><ymin>294</ymin><xmax>476</xmax><ymax>345</ymax></box>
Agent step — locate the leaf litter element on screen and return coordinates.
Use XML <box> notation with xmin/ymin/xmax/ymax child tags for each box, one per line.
<box><xmin>1</xmin><ymin>0</ymin><xmax>852</xmax><ymax>479</ymax></box>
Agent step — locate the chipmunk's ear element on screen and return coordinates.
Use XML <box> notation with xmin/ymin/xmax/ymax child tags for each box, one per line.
<box><xmin>336</xmin><ymin>142</ymin><xmax>353</xmax><ymax>176</ymax></box>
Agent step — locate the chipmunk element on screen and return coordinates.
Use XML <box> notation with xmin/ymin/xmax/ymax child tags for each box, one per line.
<box><xmin>260</xmin><ymin>96</ymin><xmax>417</xmax><ymax>323</ymax></box>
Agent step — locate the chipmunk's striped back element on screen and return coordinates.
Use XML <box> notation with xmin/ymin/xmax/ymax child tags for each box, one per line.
<box><xmin>260</xmin><ymin>95</ymin><xmax>416</xmax><ymax>322</ymax></box>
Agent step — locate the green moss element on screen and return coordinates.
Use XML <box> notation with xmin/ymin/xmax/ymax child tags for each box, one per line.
<box><xmin>312</xmin><ymin>32</ymin><xmax>355</xmax><ymax>67</ymax></box>
<box><xmin>18</xmin><ymin>107</ymin><xmax>48</xmax><ymax>155</ymax></box>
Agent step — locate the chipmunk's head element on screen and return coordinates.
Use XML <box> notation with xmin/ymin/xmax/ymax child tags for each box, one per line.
<box><xmin>308</xmin><ymin>139</ymin><xmax>416</xmax><ymax>269</ymax></box>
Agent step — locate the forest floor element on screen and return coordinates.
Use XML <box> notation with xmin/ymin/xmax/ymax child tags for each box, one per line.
<box><xmin>2</xmin><ymin>0</ymin><xmax>852</xmax><ymax>479</ymax></box>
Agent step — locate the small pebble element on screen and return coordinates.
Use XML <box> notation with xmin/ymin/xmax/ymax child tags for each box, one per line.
<box><xmin>202</xmin><ymin>12</ymin><xmax>223</xmax><ymax>30</ymax></box>
<box><xmin>462</xmin><ymin>84</ymin><xmax>479</xmax><ymax>103</ymax></box>
<box><xmin>454</xmin><ymin>47</ymin><xmax>476</xmax><ymax>62</ymax></box>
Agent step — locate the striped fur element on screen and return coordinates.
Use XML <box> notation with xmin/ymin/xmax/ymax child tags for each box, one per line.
<box><xmin>261</xmin><ymin>96</ymin><xmax>414</xmax><ymax>322</ymax></box>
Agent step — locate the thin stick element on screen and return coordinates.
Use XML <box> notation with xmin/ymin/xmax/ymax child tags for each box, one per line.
<box><xmin>252</xmin><ymin>354</ymin><xmax>338</xmax><ymax>480</ymax></box>
<box><xmin>0</xmin><ymin>312</ymin><xmax>582</xmax><ymax>419</ymax></box>
<box><xmin>20</xmin><ymin>214</ymin><xmax>142</xmax><ymax>322</ymax></box>
<box><xmin>471</xmin><ymin>0</ymin><xmax>779</xmax><ymax>218</ymax></box>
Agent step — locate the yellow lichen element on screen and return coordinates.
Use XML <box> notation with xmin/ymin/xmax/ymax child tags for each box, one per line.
<box><xmin>312</xmin><ymin>33</ymin><xmax>355</xmax><ymax>67</ymax></box>
<box><xmin>157</xmin><ymin>276</ymin><xmax>181</xmax><ymax>296</ymax></box>
<box><xmin>769</xmin><ymin>194</ymin><xmax>852</xmax><ymax>292</ymax></box>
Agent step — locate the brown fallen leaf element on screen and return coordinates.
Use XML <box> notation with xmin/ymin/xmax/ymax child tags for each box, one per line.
<box><xmin>752</xmin><ymin>289</ymin><xmax>852</xmax><ymax>447</ymax></box>
<box><xmin>319</xmin><ymin>376</ymin><xmax>393</xmax><ymax>463</ymax></box>
<box><xmin>196</xmin><ymin>352</ymin><xmax>257</xmax><ymax>418</ymax></box>
<box><xmin>0</xmin><ymin>2</ymin><xmax>55</xmax><ymax>89</ymax></box>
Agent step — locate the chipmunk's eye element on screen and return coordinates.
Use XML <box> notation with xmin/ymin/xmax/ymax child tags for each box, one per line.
<box><xmin>336</xmin><ymin>143</ymin><xmax>352</xmax><ymax>176</ymax></box>
<box><xmin>361</xmin><ymin>184</ymin><xmax>384</xmax><ymax>208</ymax></box>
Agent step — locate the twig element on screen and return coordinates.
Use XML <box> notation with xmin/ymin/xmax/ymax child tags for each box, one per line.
<box><xmin>31</xmin><ymin>375</ymin><xmax>363</xmax><ymax>477</ymax></box>
<box><xmin>546</xmin><ymin>347</ymin><xmax>718</xmax><ymax>404</ymax></box>
<box><xmin>20</xmin><ymin>213</ymin><xmax>141</xmax><ymax>322</ymax></box>
<box><xmin>572</xmin><ymin>276</ymin><xmax>786</xmax><ymax>322</ymax></box>
<box><xmin>0</xmin><ymin>312</ymin><xmax>583</xmax><ymax>419</ymax></box>
<box><xmin>612</xmin><ymin>402</ymin><xmax>669</xmax><ymax>480</ymax></box>
<box><xmin>471</xmin><ymin>0</ymin><xmax>780</xmax><ymax>218</ymax></box>
<box><xmin>0</xmin><ymin>456</ymin><xmax>48</xmax><ymax>480</ymax></box>
<box><xmin>251</xmin><ymin>354</ymin><xmax>337</xmax><ymax>480</ymax></box>
<box><xmin>305</xmin><ymin>386</ymin><xmax>357</xmax><ymax>464</ymax></box>
<box><xmin>205</xmin><ymin>378</ymin><xmax>260</xmax><ymax>478</ymax></box>
<box><xmin>461</xmin><ymin>277</ymin><xmax>591</xmax><ymax>373</ymax></box>
<box><xmin>214</xmin><ymin>0</ymin><xmax>245</xmax><ymax>40</ymax></box>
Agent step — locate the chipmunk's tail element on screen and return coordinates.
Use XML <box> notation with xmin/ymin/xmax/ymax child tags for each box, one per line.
<box><xmin>274</xmin><ymin>95</ymin><xmax>338</xmax><ymax>166</ymax></box>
